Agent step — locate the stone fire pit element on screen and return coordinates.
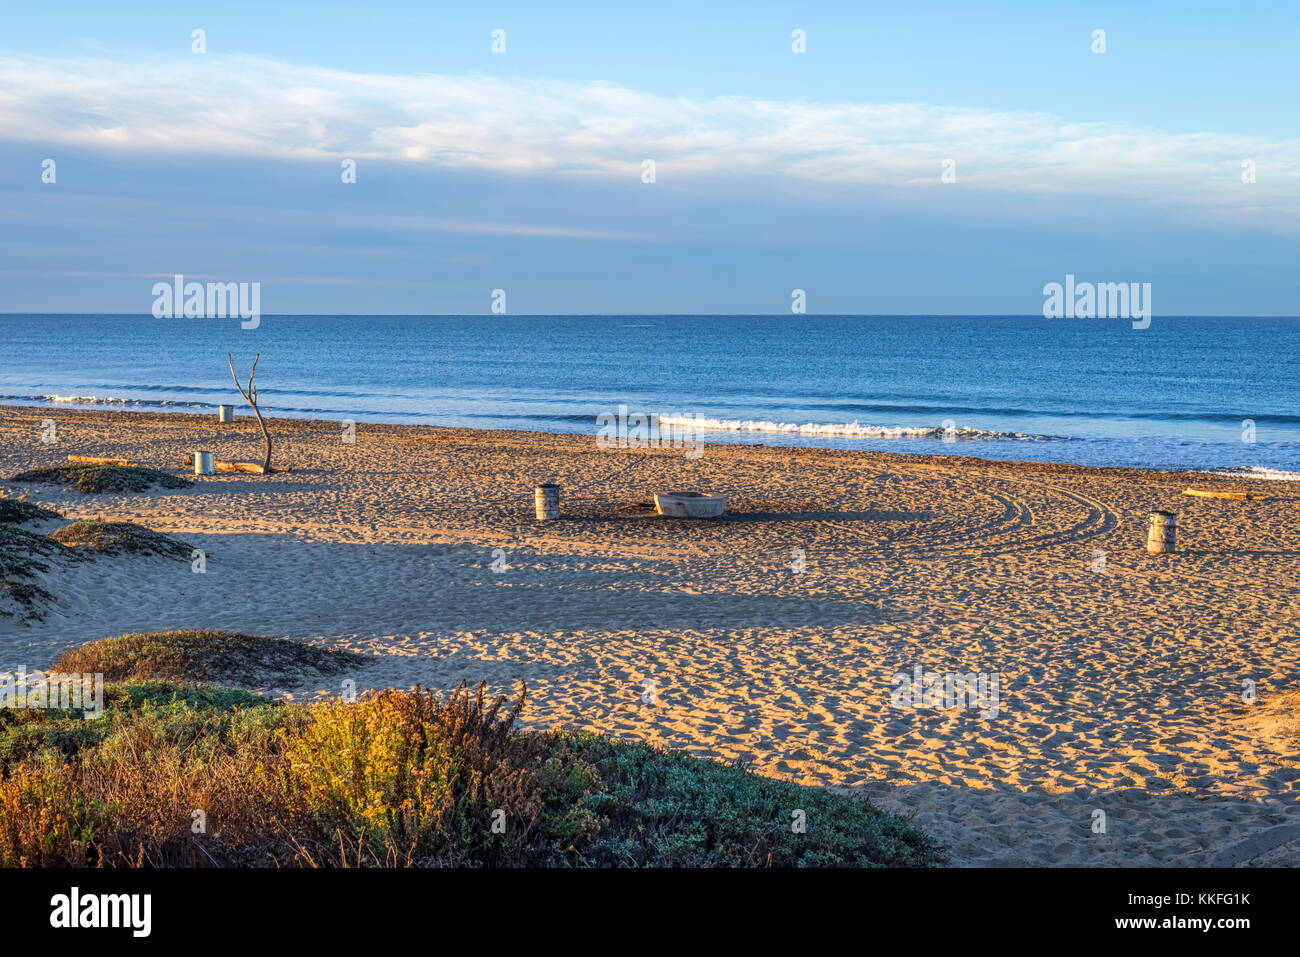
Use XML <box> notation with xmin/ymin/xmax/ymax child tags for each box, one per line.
<box><xmin>653</xmin><ymin>491</ymin><xmax>728</xmax><ymax>518</ymax></box>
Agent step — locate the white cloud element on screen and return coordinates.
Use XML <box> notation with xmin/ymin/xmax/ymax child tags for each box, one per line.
<box><xmin>2</xmin><ymin>52</ymin><xmax>1297</xmax><ymax>225</ymax></box>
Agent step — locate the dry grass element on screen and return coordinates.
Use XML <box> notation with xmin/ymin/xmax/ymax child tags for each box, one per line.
<box><xmin>9</xmin><ymin>464</ymin><xmax>190</xmax><ymax>494</ymax></box>
<box><xmin>53</xmin><ymin>630</ymin><xmax>363</xmax><ymax>686</ymax></box>
<box><xmin>48</xmin><ymin>520</ymin><xmax>191</xmax><ymax>558</ymax></box>
<box><xmin>0</xmin><ymin>665</ymin><xmax>938</xmax><ymax>868</ymax></box>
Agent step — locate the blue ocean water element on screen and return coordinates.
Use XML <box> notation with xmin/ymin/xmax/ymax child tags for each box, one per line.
<box><xmin>2</xmin><ymin>314</ymin><xmax>1298</xmax><ymax>475</ymax></box>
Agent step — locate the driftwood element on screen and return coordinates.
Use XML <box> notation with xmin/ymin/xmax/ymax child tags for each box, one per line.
<box><xmin>67</xmin><ymin>455</ymin><xmax>137</xmax><ymax>467</ymax></box>
<box><xmin>1183</xmin><ymin>488</ymin><xmax>1262</xmax><ymax>501</ymax></box>
<box><xmin>215</xmin><ymin>460</ymin><xmax>272</xmax><ymax>474</ymax></box>
<box><xmin>176</xmin><ymin>459</ymin><xmax>288</xmax><ymax>474</ymax></box>
<box><xmin>228</xmin><ymin>353</ymin><xmax>273</xmax><ymax>474</ymax></box>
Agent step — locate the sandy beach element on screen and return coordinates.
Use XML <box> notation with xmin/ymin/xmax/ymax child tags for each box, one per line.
<box><xmin>2</xmin><ymin>404</ymin><xmax>1298</xmax><ymax>867</ymax></box>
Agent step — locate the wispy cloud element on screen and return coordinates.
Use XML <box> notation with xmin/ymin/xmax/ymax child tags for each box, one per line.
<box><xmin>3</xmin><ymin>52</ymin><xmax>1298</xmax><ymax>226</ymax></box>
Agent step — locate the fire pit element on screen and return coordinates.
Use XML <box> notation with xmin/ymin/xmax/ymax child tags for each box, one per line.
<box><xmin>653</xmin><ymin>491</ymin><xmax>728</xmax><ymax>518</ymax></box>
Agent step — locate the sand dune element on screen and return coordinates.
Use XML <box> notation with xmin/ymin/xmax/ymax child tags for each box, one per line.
<box><xmin>2</xmin><ymin>406</ymin><xmax>1298</xmax><ymax>866</ymax></box>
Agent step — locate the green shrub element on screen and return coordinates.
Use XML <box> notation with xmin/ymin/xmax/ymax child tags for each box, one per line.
<box><xmin>0</xmin><ymin>640</ymin><xmax>940</xmax><ymax>868</ymax></box>
<box><xmin>0</xmin><ymin>525</ymin><xmax>66</xmax><ymax>621</ymax></box>
<box><xmin>545</xmin><ymin>732</ymin><xmax>934</xmax><ymax>867</ymax></box>
<box><xmin>0</xmin><ymin>500</ymin><xmax>61</xmax><ymax>524</ymax></box>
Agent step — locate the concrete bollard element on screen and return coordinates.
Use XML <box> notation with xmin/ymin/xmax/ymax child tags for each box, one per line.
<box><xmin>534</xmin><ymin>483</ymin><xmax>561</xmax><ymax>520</ymax></box>
<box><xmin>1146</xmin><ymin>511</ymin><xmax>1176</xmax><ymax>553</ymax></box>
<box><xmin>194</xmin><ymin>451</ymin><xmax>215</xmax><ymax>475</ymax></box>
<box><xmin>218</xmin><ymin>405</ymin><xmax>234</xmax><ymax>423</ymax></box>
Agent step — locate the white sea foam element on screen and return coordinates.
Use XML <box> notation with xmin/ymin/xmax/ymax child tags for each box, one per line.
<box><xmin>47</xmin><ymin>394</ymin><xmax>132</xmax><ymax>404</ymax></box>
<box><xmin>658</xmin><ymin>415</ymin><xmax>1039</xmax><ymax>441</ymax></box>
<box><xmin>1</xmin><ymin>394</ymin><xmax>210</xmax><ymax>409</ymax></box>
<box><xmin>1200</xmin><ymin>465</ymin><xmax>1300</xmax><ymax>482</ymax></box>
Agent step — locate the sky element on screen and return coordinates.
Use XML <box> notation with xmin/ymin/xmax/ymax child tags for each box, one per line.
<box><xmin>1</xmin><ymin>0</ymin><xmax>1298</xmax><ymax>315</ymax></box>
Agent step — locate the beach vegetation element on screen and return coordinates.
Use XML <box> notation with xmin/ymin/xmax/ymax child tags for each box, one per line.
<box><xmin>0</xmin><ymin>632</ymin><xmax>940</xmax><ymax>868</ymax></box>
<box><xmin>0</xmin><ymin>523</ymin><xmax>65</xmax><ymax>620</ymax></box>
<box><xmin>9</xmin><ymin>464</ymin><xmax>191</xmax><ymax>494</ymax></box>
<box><xmin>0</xmin><ymin>580</ymin><xmax>54</xmax><ymax>619</ymax></box>
<box><xmin>0</xmin><ymin>499</ymin><xmax>62</xmax><ymax>525</ymax></box>
<box><xmin>52</xmin><ymin>630</ymin><xmax>362</xmax><ymax>685</ymax></box>
<box><xmin>48</xmin><ymin>520</ymin><xmax>192</xmax><ymax>558</ymax></box>
<box><xmin>0</xmin><ymin>515</ymin><xmax>193</xmax><ymax>621</ymax></box>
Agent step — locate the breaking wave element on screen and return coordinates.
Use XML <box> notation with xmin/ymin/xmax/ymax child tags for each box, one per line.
<box><xmin>658</xmin><ymin>415</ymin><xmax>1044</xmax><ymax>441</ymax></box>
<box><xmin>0</xmin><ymin>393</ymin><xmax>212</xmax><ymax>410</ymax></box>
<box><xmin>1200</xmin><ymin>465</ymin><xmax>1300</xmax><ymax>482</ymax></box>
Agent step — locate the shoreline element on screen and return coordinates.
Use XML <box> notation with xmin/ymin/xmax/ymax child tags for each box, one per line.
<box><xmin>4</xmin><ymin>398</ymin><xmax>1298</xmax><ymax>480</ymax></box>
<box><xmin>3</xmin><ymin>403</ymin><xmax>1299</xmax><ymax>866</ymax></box>
<box><xmin>2</xmin><ymin>402</ymin><xmax>1295</xmax><ymax>489</ymax></box>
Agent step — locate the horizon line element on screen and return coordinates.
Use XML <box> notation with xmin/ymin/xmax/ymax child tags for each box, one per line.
<box><xmin>4</xmin><ymin>312</ymin><xmax>1300</xmax><ymax>320</ymax></box>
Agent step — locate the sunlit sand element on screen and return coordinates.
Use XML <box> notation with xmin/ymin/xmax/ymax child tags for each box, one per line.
<box><xmin>3</xmin><ymin>405</ymin><xmax>1298</xmax><ymax>866</ymax></box>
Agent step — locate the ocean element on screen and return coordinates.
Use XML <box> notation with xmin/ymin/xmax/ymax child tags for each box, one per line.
<box><xmin>2</xmin><ymin>314</ymin><xmax>1298</xmax><ymax>476</ymax></box>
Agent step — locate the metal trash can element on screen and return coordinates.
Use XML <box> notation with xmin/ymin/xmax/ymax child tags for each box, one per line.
<box><xmin>1146</xmin><ymin>511</ymin><xmax>1176</xmax><ymax>553</ymax></box>
<box><xmin>534</xmin><ymin>484</ymin><xmax>561</xmax><ymax>520</ymax></box>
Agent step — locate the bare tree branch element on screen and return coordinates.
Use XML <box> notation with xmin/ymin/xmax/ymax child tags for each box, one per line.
<box><xmin>228</xmin><ymin>352</ymin><xmax>272</xmax><ymax>474</ymax></box>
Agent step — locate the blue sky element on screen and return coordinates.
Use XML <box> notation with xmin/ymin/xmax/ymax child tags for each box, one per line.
<box><xmin>2</xmin><ymin>0</ymin><xmax>1298</xmax><ymax>314</ymax></box>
